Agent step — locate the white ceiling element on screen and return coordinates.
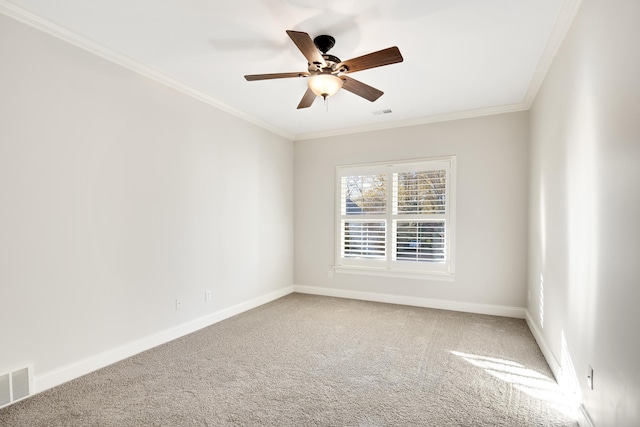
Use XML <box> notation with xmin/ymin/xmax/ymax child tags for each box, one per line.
<box><xmin>1</xmin><ymin>0</ymin><xmax>579</xmax><ymax>140</ymax></box>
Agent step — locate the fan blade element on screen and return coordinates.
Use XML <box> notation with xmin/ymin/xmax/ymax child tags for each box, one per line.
<box><xmin>297</xmin><ymin>88</ymin><xmax>316</xmax><ymax>109</ymax></box>
<box><xmin>245</xmin><ymin>72</ymin><xmax>310</xmax><ymax>81</ymax></box>
<box><xmin>341</xmin><ymin>76</ymin><xmax>384</xmax><ymax>102</ymax></box>
<box><xmin>339</xmin><ymin>46</ymin><xmax>403</xmax><ymax>74</ymax></box>
<box><xmin>286</xmin><ymin>30</ymin><xmax>326</xmax><ymax>68</ymax></box>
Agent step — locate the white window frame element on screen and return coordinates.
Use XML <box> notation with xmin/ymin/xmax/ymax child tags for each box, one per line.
<box><xmin>334</xmin><ymin>156</ymin><xmax>456</xmax><ymax>281</ymax></box>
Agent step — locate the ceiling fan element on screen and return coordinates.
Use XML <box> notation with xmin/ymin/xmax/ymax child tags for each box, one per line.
<box><xmin>244</xmin><ymin>30</ymin><xmax>403</xmax><ymax>109</ymax></box>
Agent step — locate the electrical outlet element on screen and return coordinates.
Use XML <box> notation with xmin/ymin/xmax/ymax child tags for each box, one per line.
<box><xmin>205</xmin><ymin>290</ymin><xmax>212</xmax><ymax>302</ymax></box>
<box><xmin>328</xmin><ymin>270</ymin><xmax>333</xmax><ymax>279</ymax></box>
<box><xmin>587</xmin><ymin>366</ymin><xmax>594</xmax><ymax>390</ymax></box>
<box><xmin>176</xmin><ymin>298</ymin><xmax>182</xmax><ymax>310</ymax></box>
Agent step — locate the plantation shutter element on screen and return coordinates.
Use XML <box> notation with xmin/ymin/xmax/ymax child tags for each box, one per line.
<box><xmin>335</xmin><ymin>158</ymin><xmax>455</xmax><ymax>275</ymax></box>
<box><xmin>338</xmin><ymin>173</ymin><xmax>388</xmax><ymax>266</ymax></box>
<box><xmin>392</xmin><ymin>168</ymin><xmax>448</xmax><ymax>266</ymax></box>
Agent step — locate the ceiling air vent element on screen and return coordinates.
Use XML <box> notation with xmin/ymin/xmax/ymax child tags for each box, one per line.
<box><xmin>372</xmin><ymin>109</ymin><xmax>393</xmax><ymax>115</ymax></box>
<box><xmin>0</xmin><ymin>364</ymin><xmax>33</xmax><ymax>409</ymax></box>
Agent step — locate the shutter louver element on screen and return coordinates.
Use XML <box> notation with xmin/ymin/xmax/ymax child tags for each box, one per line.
<box><xmin>394</xmin><ymin>220</ymin><xmax>446</xmax><ymax>262</ymax></box>
<box><xmin>341</xmin><ymin>220</ymin><xmax>386</xmax><ymax>259</ymax></box>
<box><xmin>341</xmin><ymin>174</ymin><xmax>387</xmax><ymax>215</ymax></box>
<box><xmin>394</xmin><ymin>170</ymin><xmax>446</xmax><ymax>214</ymax></box>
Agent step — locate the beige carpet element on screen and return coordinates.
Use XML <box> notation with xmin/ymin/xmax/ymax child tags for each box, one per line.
<box><xmin>0</xmin><ymin>293</ymin><xmax>577</xmax><ymax>426</ymax></box>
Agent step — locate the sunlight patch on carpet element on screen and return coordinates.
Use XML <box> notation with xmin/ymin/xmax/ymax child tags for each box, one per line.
<box><xmin>451</xmin><ymin>350</ymin><xmax>576</xmax><ymax>419</ymax></box>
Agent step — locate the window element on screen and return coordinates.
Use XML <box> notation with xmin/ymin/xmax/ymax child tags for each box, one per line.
<box><xmin>335</xmin><ymin>157</ymin><xmax>455</xmax><ymax>280</ymax></box>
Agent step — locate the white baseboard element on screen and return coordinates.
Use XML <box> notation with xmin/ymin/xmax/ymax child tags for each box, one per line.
<box><xmin>577</xmin><ymin>404</ymin><xmax>595</xmax><ymax>427</ymax></box>
<box><xmin>524</xmin><ymin>309</ymin><xmax>560</xmax><ymax>376</ymax></box>
<box><xmin>525</xmin><ymin>310</ymin><xmax>595</xmax><ymax>427</ymax></box>
<box><xmin>34</xmin><ymin>286</ymin><xmax>294</xmax><ymax>394</ymax></box>
<box><xmin>293</xmin><ymin>285</ymin><xmax>526</xmax><ymax>319</ymax></box>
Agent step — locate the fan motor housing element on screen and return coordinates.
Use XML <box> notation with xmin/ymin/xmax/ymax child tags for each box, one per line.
<box><xmin>323</xmin><ymin>54</ymin><xmax>341</xmax><ymax>64</ymax></box>
<box><xmin>313</xmin><ymin>35</ymin><xmax>335</xmax><ymax>54</ymax></box>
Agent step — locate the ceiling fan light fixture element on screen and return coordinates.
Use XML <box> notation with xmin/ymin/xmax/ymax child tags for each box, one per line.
<box><xmin>245</xmin><ymin>30</ymin><xmax>403</xmax><ymax>109</ymax></box>
<box><xmin>308</xmin><ymin>74</ymin><xmax>343</xmax><ymax>99</ymax></box>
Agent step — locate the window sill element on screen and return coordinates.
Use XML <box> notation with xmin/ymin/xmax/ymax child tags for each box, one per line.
<box><xmin>333</xmin><ymin>266</ymin><xmax>455</xmax><ymax>282</ymax></box>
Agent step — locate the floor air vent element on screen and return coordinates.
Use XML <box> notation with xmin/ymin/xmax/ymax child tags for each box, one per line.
<box><xmin>0</xmin><ymin>364</ymin><xmax>33</xmax><ymax>408</ymax></box>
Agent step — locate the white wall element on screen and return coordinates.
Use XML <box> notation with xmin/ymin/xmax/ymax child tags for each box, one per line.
<box><xmin>295</xmin><ymin>112</ymin><xmax>529</xmax><ymax>312</ymax></box>
<box><xmin>0</xmin><ymin>14</ymin><xmax>293</xmax><ymax>389</ymax></box>
<box><xmin>528</xmin><ymin>0</ymin><xmax>640</xmax><ymax>425</ymax></box>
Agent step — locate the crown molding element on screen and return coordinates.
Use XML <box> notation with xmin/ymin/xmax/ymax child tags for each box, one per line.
<box><xmin>523</xmin><ymin>0</ymin><xmax>584</xmax><ymax>107</ymax></box>
<box><xmin>0</xmin><ymin>1</ymin><xmax>295</xmax><ymax>141</ymax></box>
<box><xmin>294</xmin><ymin>102</ymin><xmax>529</xmax><ymax>141</ymax></box>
